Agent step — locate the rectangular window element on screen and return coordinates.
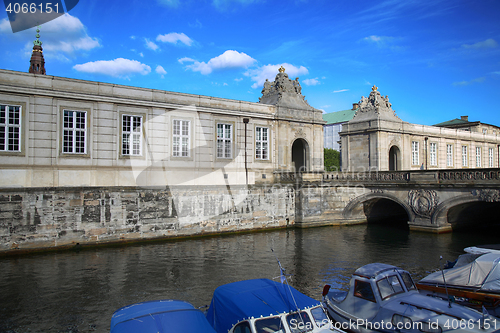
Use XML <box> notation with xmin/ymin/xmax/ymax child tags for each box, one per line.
<box><xmin>0</xmin><ymin>104</ymin><xmax>21</xmax><ymax>152</ymax></box>
<box><xmin>489</xmin><ymin>148</ymin><xmax>494</xmax><ymax>168</ymax></box>
<box><xmin>446</xmin><ymin>144</ymin><xmax>453</xmax><ymax>167</ymax></box>
<box><xmin>63</xmin><ymin>110</ymin><xmax>86</xmax><ymax>154</ymax></box>
<box><xmin>217</xmin><ymin>123</ymin><xmax>232</xmax><ymax>158</ymax></box>
<box><xmin>462</xmin><ymin>145</ymin><xmax>468</xmax><ymax>167</ymax></box>
<box><xmin>411</xmin><ymin>141</ymin><xmax>419</xmax><ymax>165</ymax></box>
<box><xmin>255</xmin><ymin>126</ymin><xmax>269</xmax><ymax>160</ymax></box>
<box><xmin>429</xmin><ymin>142</ymin><xmax>437</xmax><ymax>166</ymax></box>
<box><xmin>122</xmin><ymin>115</ymin><xmax>142</xmax><ymax>156</ymax></box>
<box><xmin>476</xmin><ymin>147</ymin><xmax>481</xmax><ymax>167</ymax></box>
<box><xmin>172</xmin><ymin>119</ymin><xmax>190</xmax><ymax>157</ymax></box>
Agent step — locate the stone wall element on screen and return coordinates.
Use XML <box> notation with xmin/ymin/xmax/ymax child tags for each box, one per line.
<box><xmin>0</xmin><ymin>185</ymin><xmax>295</xmax><ymax>254</ymax></box>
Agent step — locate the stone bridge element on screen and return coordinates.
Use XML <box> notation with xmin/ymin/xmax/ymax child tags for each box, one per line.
<box><xmin>283</xmin><ymin>168</ymin><xmax>500</xmax><ymax>233</ymax></box>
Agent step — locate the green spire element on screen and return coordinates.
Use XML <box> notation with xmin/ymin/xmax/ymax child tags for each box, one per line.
<box><xmin>33</xmin><ymin>27</ymin><xmax>42</xmax><ymax>47</ymax></box>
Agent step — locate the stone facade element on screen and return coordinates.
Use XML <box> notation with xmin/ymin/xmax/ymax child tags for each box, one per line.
<box><xmin>0</xmin><ymin>68</ymin><xmax>324</xmax><ymax>189</ymax></box>
<box><xmin>0</xmin><ymin>67</ymin><xmax>323</xmax><ymax>253</ymax></box>
<box><xmin>340</xmin><ymin>87</ymin><xmax>500</xmax><ymax>172</ymax></box>
<box><xmin>0</xmin><ymin>185</ymin><xmax>294</xmax><ymax>252</ymax></box>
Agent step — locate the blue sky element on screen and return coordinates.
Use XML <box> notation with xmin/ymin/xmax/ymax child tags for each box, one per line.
<box><xmin>1</xmin><ymin>0</ymin><xmax>500</xmax><ymax>126</ymax></box>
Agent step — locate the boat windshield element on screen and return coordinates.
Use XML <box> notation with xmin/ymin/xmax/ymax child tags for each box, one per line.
<box><xmin>286</xmin><ymin>311</ymin><xmax>313</xmax><ymax>333</ymax></box>
<box><xmin>310</xmin><ymin>306</ymin><xmax>329</xmax><ymax>328</ymax></box>
<box><xmin>254</xmin><ymin>316</ymin><xmax>286</xmax><ymax>333</ymax></box>
<box><xmin>377</xmin><ymin>275</ymin><xmax>404</xmax><ymax>300</ymax></box>
<box><xmin>399</xmin><ymin>271</ymin><xmax>416</xmax><ymax>291</ymax></box>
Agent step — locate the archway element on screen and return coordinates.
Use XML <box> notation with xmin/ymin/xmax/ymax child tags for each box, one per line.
<box><xmin>292</xmin><ymin>138</ymin><xmax>308</xmax><ymax>172</ymax></box>
<box><xmin>388</xmin><ymin>145</ymin><xmax>400</xmax><ymax>171</ymax></box>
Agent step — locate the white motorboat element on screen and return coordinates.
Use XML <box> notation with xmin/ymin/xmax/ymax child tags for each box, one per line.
<box><xmin>322</xmin><ymin>263</ymin><xmax>498</xmax><ymax>333</ymax></box>
<box><xmin>205</xmin><ymin>278</ymin><xmax>345</xmax><ymax>333</ymax></box>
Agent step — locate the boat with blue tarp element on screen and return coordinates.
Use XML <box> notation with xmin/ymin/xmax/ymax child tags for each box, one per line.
<box><xmin>206</xmin><ymin>278</ymin><xmax>345</xmax><ymax>333</ymax></box>
<box><xmin>110</xmin><ymin>299</ymin><xmax>217</xmax><ymax>333</ymax></box>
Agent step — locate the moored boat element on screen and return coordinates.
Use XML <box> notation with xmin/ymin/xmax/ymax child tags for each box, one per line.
<box><xmin>110</xmin><ymin>299</ymin><xmax>217</xmax><ymax>333</ymax></box>
<box><xmin>417</xmin><ymin>251</ymin><xmax>500</xmax><ymax>317</ymax></box>
<box><xmin>322</xmin><ymin>263</ymin><xmax>497</xmax><ymax>333</ymax></box>
<box><xmin>206</xmin><ymin>278</ymin><xmax>345</xmax><ymax>333</ymax></box>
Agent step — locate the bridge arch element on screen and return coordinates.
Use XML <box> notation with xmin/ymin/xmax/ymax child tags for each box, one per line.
<box><xmin>343</xmin><ymin>192</ymin><xmax>415</xmax><ymax>225</ymax></box>
<box><xmin>432</xmin><ymin>194</ymin><xmax>500</xmax><ymax>230</ymax></box>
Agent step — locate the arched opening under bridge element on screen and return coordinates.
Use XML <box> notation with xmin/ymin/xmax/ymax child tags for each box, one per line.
<box><xmin>447</xmin><ymin>201</ymin><xmax>500</xmax><ymax>232</ymax></box>
<box><xmin>362</xmin><ymin>198</ymin><xmax>410</xmax><ymax>229</ymax></box>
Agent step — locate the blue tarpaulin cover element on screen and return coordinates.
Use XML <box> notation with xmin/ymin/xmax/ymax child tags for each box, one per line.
<box><xmin>206</xmin><ymin>278</ymin><xmax>321</xmax><ymax>333</ymax></box>
<box><xmin>110</xmin><ymin>299</ymin><xmax>217</xmax><ymax>333</ymax></box>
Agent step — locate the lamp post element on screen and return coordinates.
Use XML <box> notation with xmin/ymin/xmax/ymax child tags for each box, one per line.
<box><xmin>243</xmin><ymin>118</ymin><xmax>249</xmax><ymax>185</ymax></box>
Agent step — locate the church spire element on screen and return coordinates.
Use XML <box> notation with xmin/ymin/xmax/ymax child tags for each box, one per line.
<box><xmin>29</xmin><ymin>27</ymin><xmax>46</xmax><ymax>75</ymax></box>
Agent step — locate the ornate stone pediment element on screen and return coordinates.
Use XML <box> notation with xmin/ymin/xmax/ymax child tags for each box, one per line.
<box><xmin>259</xmin><ymin>66</ymin><xmax>315</xmax><ymax>111</ymax></box>
<box><xmin>350</xmin><ymin>86</ymin><xmax>402</xmax><ymax>123</ymax></box>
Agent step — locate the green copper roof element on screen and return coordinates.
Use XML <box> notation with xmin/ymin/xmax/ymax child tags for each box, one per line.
<box><xmin>323</xmin><ymin>109</ymin><xmax>357</xmax><ymax>125</ymax></box>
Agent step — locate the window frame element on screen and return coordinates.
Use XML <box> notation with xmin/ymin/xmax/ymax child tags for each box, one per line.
<box><xmin>489</xmin><ymin>147</ymin><xmax>494</xmax><ymax>168</ymax></box>
<box><xmin>216</xmin><ymin>122</ymin><xmax>233</xmax><ymax>159</ymax></box>
<box><xmin>411</xmin><ymin>141</ymin><xmax>419</xmax><ymax>166</ymax></box>
<box><xmin>476</xmin><ymin>146</ymin><xmax>481</xmax><ymax>168</ymax></box>
<box><xmin>462</xmin><ymin>145</ymin><xmax>468</xmax><ymax>167</ymax></box>
<box><xmin>0</xmin><ymin>103</ymin><xmax>22</xmax><ymax>153</ymax></box>
<box><xmin>121</xmin><ymin>114</ymin><xmax>143</xmax><ymax>157</ymax></box>
<box><xmin>353</xmin><ymin>279</ymin><xmax>376</xmax><ymax>303</ymax></box>
<box><xmin>61</xmin><ymin>109</ymin><xmax>88</xmax><ymax>155</ymax></box>
<box><xmin>255</xmin><ymin>126</ymin><xmax>270</xmax><ymax>161</ymax></box>
<box><xmin>172</xmin><ymin>119</ymin><xmax>191</xmax><ymax>158</ymax></box>
<box><xmin>429</xmin><ymin>142</ymin><xmax>437</xmax><ymax>166</ymax></box>
<box><xmin>446</xmin><ymin>144</ymin><xmax>453</xmax><ymax>167</ymax></box>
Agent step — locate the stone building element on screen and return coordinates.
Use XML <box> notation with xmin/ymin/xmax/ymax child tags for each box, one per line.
<box><xmin>434</xmin><ymin>115</ymin><xmax>500</xmax><ymax>135</ymax></box>
<box><xmin>323</xmin><ymin>105</ymin><xmax>356</xmax><ymax>151</ymax></box>
<box><xmin>0</xmin><ymin>62</ymin><xmax>325</xmax><ymax>252</ymax></box>
<box><xmin>340</xmin><ymin>86</ymin><xmax>500</xmax><ymax>172</ymax></box>
<box><xmin>0</xmin><ymin>66</ymin><xmax>324</xmax><ymax>189</ymax></box>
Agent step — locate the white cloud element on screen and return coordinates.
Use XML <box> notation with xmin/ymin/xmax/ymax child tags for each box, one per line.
<box><xmin>181</xmin><ymin>50</ymin><xmax>256</xmax><ymax>75</ymax></box>
<box><xmin>303</xmin><ymin>78</ymin><xmax>320</xmax><ymax>86</ymax></box>
<box><xmin>234</xmin><ymin>78</ymin><xmax>243</xmax><ymax>82</ymax></box>
<box><xmin>0</xmin><ymin>18</ymin><xmax>11</xmax><ymax>33</ymax></box>
<box><xmin>73</xmin><ymin>58</ymin><xmax>151</xmax><ymax>78</ymax></box>
<box><xmin>156</xmin><ymin>32</ymin><xmax>193</xmax><ymax>46</ymax></box>
<box><xmin>462</xmin><ymin>38</ymin><xmax>498</xmax><ymax>50</ymax></box>
<box><xmin>452</xmin><ymin>77</ymin><xmax>486</xmax><ymax>86</ymax></box>
<box><xmin>245</xmin><ymin>63</ymin><xmax>309</xmax><ymax>89</ymax></box>
<box><xmin>156</xmin><ymin>65</ymin><xmax>167</xmax><ymax>78</ymax></box>
<box><xmin>35</xmin><ymin>14</ymin><xmax>99</xmax><ymax>54</ymax></box>
<box><xmin>364</xmin><ymin>35</ymin><xmax>383</xmax><ymax>42</ymax></box>
<box><xmin>333</xmin><ymin>89</ymin><xmax>349</xmax><ymax>93</ymax></box>
<box><xmin>1</xmin><ymin>14</ymin><xmax>100</xmax><ymax>57</ymax></box>
<box><xmin>145</xmin><ymin>39</ymin><xmax>159</xmax><ymax>51</ymax></box>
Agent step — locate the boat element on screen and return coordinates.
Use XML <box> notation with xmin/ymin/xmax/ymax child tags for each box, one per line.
<box><xmin>110</xmin><ymin>299</ymin><xmax>217</xmax><ymax>333</ymax></box>
<box><xmin>417</xmin><ymin>251</ymin><xmax>500</xmax><ymax>317</ymax></box>
<box><xmin>322</xmin><ymin>263</ymin><xmax>498</xmax><ymax>333</ymax></box>
<box><xmin>205</xmin><ymin>278</ymin><xmax>345</xmax><ymax>333</ymax></box>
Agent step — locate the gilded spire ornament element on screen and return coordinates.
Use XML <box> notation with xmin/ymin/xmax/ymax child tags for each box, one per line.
<box><xmin>372</xmin><ymin>85</ymin><xmax>378</xmax><ymax>91</ymax></box>
<box><xmin>278</xmin><ymin>66</ymin><xmax>285</xmax><ymax>73</ymax></box>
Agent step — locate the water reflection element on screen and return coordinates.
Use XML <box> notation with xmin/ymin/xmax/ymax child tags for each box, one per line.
<box><xmin>0</xmin><ymin>224</ymin><xmax>498</xmax><ymax>332</ymax></box>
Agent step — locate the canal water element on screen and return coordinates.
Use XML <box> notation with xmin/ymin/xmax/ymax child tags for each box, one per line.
<box><xmin>0</xmin><ymin>224</ymin><xmax>498</xmax><ymax>333</ymax></box>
